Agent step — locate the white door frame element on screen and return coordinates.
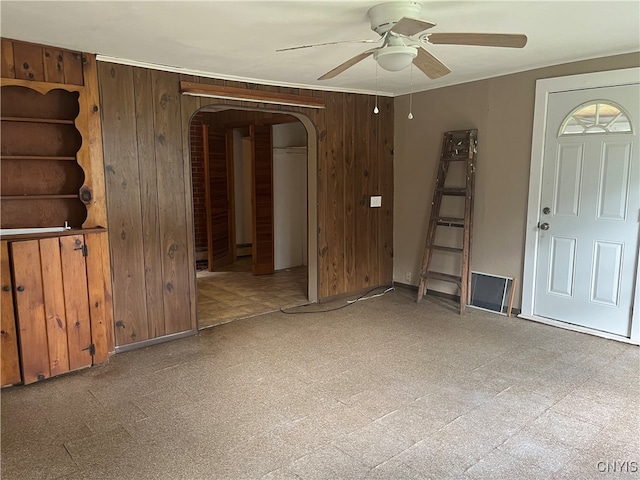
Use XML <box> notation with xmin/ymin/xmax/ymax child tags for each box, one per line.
<box><xmin>520</xmin><ymin>67</ymin><xmax>640</xmax><ymax>345</ymax></box>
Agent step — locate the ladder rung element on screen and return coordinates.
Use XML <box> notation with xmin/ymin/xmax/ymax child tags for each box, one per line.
<box><xmin>423</xmin><ymin>271</ymin><xmax>462</xmax><ymax>285</ymax></box>
<box><xmin>437</xmin><ymin>188</ymin><xmax>467</xmax><ymax>196</ymax></box>
<box><xmin>442</xmin><ymin>155</ymin><xmax>470</xmax><ymax>162</ymax></box>
<box><xmin>428</xmin><ymin>244</ymin><xmax>463</xmax><ymax>253</ymax></box>
<box><xmin>431</xmin><ymin>216</ymin><xmax>465</xmax><ymax>227</ymax></box>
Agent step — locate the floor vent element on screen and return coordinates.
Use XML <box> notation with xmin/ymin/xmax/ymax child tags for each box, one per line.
<box><xmin>469</xmin><ymin>271</ymin><xmax>515</xmax><ymax>315</ymax></box>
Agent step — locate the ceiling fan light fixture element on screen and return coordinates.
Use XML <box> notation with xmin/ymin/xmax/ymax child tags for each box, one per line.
<box><xmin>374</xmin><ymin>45</ymin><xmax>417</xmax><ymax>71</ymax></box>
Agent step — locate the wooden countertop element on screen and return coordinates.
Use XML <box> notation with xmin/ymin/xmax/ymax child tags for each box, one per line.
<box><xmin>0</xmin><ymin>227</ymin><xmax>107</xmax><ymax>242</ymax></box>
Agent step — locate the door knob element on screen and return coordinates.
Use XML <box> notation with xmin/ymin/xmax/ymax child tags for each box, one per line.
<box><xmin>1</xmin><ymin>286</ymin><xmax>9</xmax><ymax>292</ymax></box>
<box><xmin>16</xmin><ymin>286</ymin><xmax>25</xmax><ymax>292</ymax></box>
<box><xmin>539</xmin><ymin>222</ymin><xmax>550</xmax><ymax>231</ymax></box>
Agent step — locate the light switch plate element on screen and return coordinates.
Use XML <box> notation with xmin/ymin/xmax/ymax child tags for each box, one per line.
<box><xmin>370</xmin><ymin>196</ymin><xmax>382</xmax><ymax>208</ymax></box>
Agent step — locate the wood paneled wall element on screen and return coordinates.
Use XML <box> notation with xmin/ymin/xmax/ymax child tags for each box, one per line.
<box><xmin>190</xmin><ymin>113</ymin><xmax>208</xmax><ymax>252</ymax></box>
<box><xmin>1</xmin><ymin>38</ymin><xmax>84</xmax><ymax>85</ymax></box>
<box><xmin>98</xmin><ymin>62</ymin><xmax>393</xmax><ymax>346</ymax></box>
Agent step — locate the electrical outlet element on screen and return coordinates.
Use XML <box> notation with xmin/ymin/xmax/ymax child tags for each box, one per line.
<box><xmin>405</xmin><ymin>271</ymin><xmax>412</xmax><ymax>282</ymax></box>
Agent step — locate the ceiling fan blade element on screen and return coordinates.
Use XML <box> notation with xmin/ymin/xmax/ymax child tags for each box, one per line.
<box><xmin>426</xmin><ymin>33</ymin><xmax>528</xmax><ymax>48</ymax></box>
<box><xmin>413</xmin><ymin>48</ymin><xmax>451</xmax><ymax>79</ymax></box>
<box><xmin>318</xmin><ymin>49</ymin><xmax>377</xmax><ymax>80</ymax></box>
<box><xmin>390</xmin><ymin>17</ymin><xmax>436</xmax><ymax>37</ymax></box>
<box><xmin>277</xmin><ymin>38</ymin><xmax>380</xmax><ymax>52</ymax></box>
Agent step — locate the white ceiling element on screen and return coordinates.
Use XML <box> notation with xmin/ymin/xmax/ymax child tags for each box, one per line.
<box><xmin>1</xmin><ymin>1</ymin><xmax>639</xmax><ymax>96</ymax></box>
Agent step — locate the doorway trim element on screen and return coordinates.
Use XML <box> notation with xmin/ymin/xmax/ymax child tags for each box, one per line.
<box><xmin>520</xmin><ymin>67</ymin><xmax>640</xmax><ymax>345</ymax></box>
<box><xmin>188</xmin><ymin>105</ymin><xmax>318</xmax><ymax>305</ymax></box>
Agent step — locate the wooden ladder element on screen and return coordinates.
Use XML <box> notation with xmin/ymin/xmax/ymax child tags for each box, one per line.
<box><xmin>417</xmin><ymin>129</ymin><xmax>477</xmax><ymax>313</ymax></box>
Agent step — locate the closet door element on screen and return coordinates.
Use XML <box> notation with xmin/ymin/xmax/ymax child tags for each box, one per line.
<box><xmin>251</xmin><ymin>124</ymin><xmax>274</xmax><ymax>275</ymax></box>
<box><xmin>205</xmin><ymin>125</ymin><xmax>235</xmax><ymax>270</ymax></box>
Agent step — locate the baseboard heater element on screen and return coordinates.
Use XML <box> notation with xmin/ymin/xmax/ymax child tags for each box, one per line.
<box><xmin>236</xmin><ymin>243</ymin><xmax>252</xmax><ymax>257</ymax></box>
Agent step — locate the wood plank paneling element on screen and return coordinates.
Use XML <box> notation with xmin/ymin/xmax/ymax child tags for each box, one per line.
<box><xmin>43</xmin><ymin>48</ymin><xmax>65</xmax><ymax>84</ymax></box>
<box><xmin>98</xmin><ymin>231</ymin><xmax>115</xmax><ymax>353</ymax></box>
<box><xmin>99</xmin><ymin>62</ymin><xmax>393</xmax><ymax>345</ymax></box>
<box><xmin>354</xmin><ymin>94</ymin><xmax>372</xmax><ymax>289</ymax></box>
<box><xmin>98</xmin><ymin>62</ymin><xmax>149</xmax><ymax>346</ymax></box>
<box><xmin>132</xmin><ymin>66</ymin><xmax>165</xmax><ymax>338</ymax></box>
<box><xmin>179</xmin><ymin>74</ymin><xmax>200</xmax><ymax>332</ymax></box>
<box><xmin>368</xmin><ymin>95</ymin><xmax>380</xmax><ymax>286</ymax></box>
<box><xmin>84</xmin><ymin>232</ymin><xmax>111</xmax><ymax>364</ymax></box>
<box><xmin>0</xmin><ymin>241</ymin><xmax>21</xmax><ymax>386</ymax></box>
<box><xmin>326</xmin><ymin>92</ymin><xmax>345</xmax><ymax>296</ymax></box>
<box><xmin>39</xmin><ymin>237</ymin><xmax>70</xmax><ymax>376</ymax></box>
<box><xmin>2</xmin><ymin>38</ymin><xmax>85</xmax><ymax>86</ymax></box>
<box><xmin>252</xmin><ymin>124</ymin><xmax>275</xmax><ymax>276</ymax></box>
<box><xmin>59</xmin><ymin>235</ymin><xmax>92</xmax><ymax>371</ymax></box>
<box><xmin>1</xmin><ymin>39</ymin><xmax>15</xmax><ymax>78</ymax></box>
<box><xmin>151</xmin><ymin>69</ymin><xmax>191</xmax><ymax>335</ymax></box>
<box><xmin>343</xmin><ymin>94</ymin><xmax>356</xmax><ymax>290</ymax></box>
<box><xmin>13</xmin><ymin>42</ymin><xmax>45</xmax><ymax>82</ymax></box>
<box><xmin>11</xmin><ymin>240</ymin><xmax>49</xmax><ymax>384</ymax></box>
<box><xmin>313</xmin><ymin>98</ymin><xmax>327</xmax><ymax>298</ymax></box>
<box><xmin>62</xmin><ymin>51</ymin><xmax>83</xmax><ymax>86</ymax></box>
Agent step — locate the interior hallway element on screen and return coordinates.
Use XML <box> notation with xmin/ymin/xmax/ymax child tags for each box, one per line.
<box><xmin>197</xmin><ymin>257</ymin><xmax>308</xmax><ymax>329</ymax></box>
<box><xmin>2</xmin><ymin>288</ymin><xmax>637</xmax><ymax>479</ymax></box>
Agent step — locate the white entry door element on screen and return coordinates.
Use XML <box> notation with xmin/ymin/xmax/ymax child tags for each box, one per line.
<box><xmin>534</xmin><ymin>84</ymin><xmax>639</xmax><ymax>336</ymax></box>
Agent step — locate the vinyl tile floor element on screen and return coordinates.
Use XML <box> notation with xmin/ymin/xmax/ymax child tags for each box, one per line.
<box><xmin>1</xmin><ymin>288</ymin><xmax>638</xmax><ymax>479</ymax></box>
<box><xmin>197</xmin><ymin>257</ymin><xmax>308</xmax><ymax>329</ymax></box>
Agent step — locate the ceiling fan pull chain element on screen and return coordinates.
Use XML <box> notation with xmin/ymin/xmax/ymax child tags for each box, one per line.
<box><xmin>408</xmin><ymin>63</ymin><xmax>414</xmax><ymax>120</ymax></box>
<box><xmin>374</xmin><ymin>62</ymin><xmax>380</xmax><ymax>114</ymax></box>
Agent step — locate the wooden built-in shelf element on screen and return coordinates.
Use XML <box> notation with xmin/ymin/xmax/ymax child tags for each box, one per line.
<box><xmin>1</xmin><ymin>194</ymin><xmax>79</xmax><ymax>201</ymax></box>
<box><xmin>1</xmin><ymin>76</ymin><xmax>89</xmax><ymax>230</ymax></box>
<box><xmin>1</xmin><ymin>155</ymin><xmax>77</xmax><ymax>161</ymax></box>
<box><xmin>1</xmin><ymin>117</ymin><xmax>75</xmax><ymax>125</ymax></box>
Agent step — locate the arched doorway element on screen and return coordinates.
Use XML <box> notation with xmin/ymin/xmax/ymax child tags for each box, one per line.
<box><xmin>188</xmin><ymin>106</ymin><xmax>318</xmax><ymax>329</ymax></box>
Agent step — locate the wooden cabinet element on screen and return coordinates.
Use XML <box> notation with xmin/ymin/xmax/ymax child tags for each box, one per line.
<box><xmin>1</xmin><ymin>241</ymin><xmax>21</xmax><ymax>386</ymax></box>
<box><xmin>0</xmin><ymin>230</ymin><xmax>112</xmax><ymax>385</ymax></box>
<box><xmin>1</xmin><ymin>39</ymin><xmax>112</xmax><ymax>386</ymax></box>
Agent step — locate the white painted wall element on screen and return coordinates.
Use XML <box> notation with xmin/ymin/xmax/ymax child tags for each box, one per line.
<box><xmin>274</xmin><ymin>148</ymin><xmax>307</xmax><ymax>269</ymax></box>
<box><xmin>273</xmin><ymin>123</ymin><xmax>308</xmax><ymax>270</ymax></box>
<box><xmin>273</xmin><ymin>122</ymin><xmax>307</xmax><ymax>148</ymax></box>
<box><xmin>393</xmin><ymin>53</ymin><xmax>640</xmax><ymax>307</ymax></box>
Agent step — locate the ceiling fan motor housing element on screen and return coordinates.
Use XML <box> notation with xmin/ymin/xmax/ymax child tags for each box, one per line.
<box><xmin>368</xmin><ymin>1</ymin><xmax>423</xmax><ymax>35</ymax></box>
<box><xmin>374</xmin><ymin>45</ymin><xmax>418</xmax><ymax>71</ymax></box>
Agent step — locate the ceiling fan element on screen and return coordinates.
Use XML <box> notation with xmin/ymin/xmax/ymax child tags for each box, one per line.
<box><xmin>277</xmin><ymin>2</ymin><xmax>528</xmax><ymax>81</ymax></box>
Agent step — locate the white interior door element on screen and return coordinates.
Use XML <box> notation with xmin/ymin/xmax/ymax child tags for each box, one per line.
<box><xmin>534</xmin><ymin>84</ymin><xmax>639</xmax><ymax>336</ymax></box>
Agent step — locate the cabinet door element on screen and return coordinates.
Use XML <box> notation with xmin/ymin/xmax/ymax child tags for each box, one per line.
<box><xmin>39</xmin><ymin>238</ymin><xmax>71</xmax><ymax>376</ymax></box>
<box><xmin>11</xmin><ymin>240</ymin><xmax>50</xmax><ymax>384</ymax></box>
<box><xmin>59</xmin><ymin>235</ymin><xmax>92</xmax><ymax>371</ymax></box>
<box><xmin>84</xmin><ymin>232</ymin><xmax>113</xmax><ymax>364</ymax></box>
<box><xmin>12</xmin><ymin>236</ymin><xmax>95</xmax><ymax>384</ymax></box>
<box><xmin>1</xmin><ymin>241</ymin><xmax>21</xmax><ymax>386</ymax></box>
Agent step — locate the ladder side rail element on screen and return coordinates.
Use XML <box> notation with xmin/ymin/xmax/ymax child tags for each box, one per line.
<box><xmin>417</xmin><ymin>132</ymin><xmax>451</xmax><ymax>302</ymax></box>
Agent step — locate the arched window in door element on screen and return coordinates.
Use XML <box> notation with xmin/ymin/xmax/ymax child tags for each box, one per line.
<box><xmin>559</xmin><ymin>100</ymin><xmax>633</xmax><ymax>136</ymax></box>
